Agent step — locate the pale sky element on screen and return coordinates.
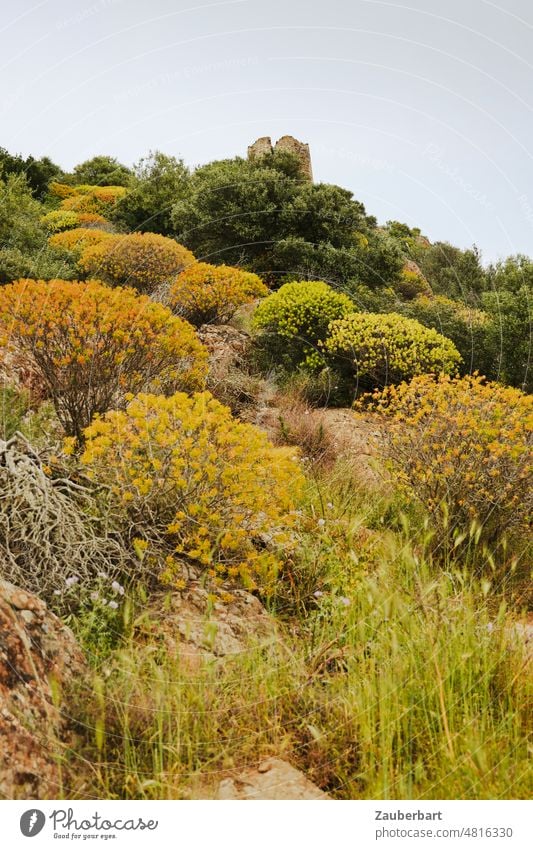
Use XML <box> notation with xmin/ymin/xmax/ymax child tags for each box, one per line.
<box><xmin>1</xmin><ymin>0</ymin><xmax>532</xmax><ymax>263</ymax></box>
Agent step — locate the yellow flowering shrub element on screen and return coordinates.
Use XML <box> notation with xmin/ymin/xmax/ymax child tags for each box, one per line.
<box><xmin>0</xmin><ymin>279</ymin><xmax>208</xmax><ymax>438</ymax></box>
<box><xmin>169</xmin><ymin>262</ymin><xmax>268</xmax><ymax>326</ymax></box>
<box><xmin>81</xmin><ymin>391</ymin><xmax>305</xmax><ymax>591</ymax></box>
<box><xmin>369</xmin><ymin>374</ymin><xmax>532</xmax><ymax>551</ymax></box>
<box><xmin>49</xmin><ymin>227</ymin><xmax>115</xmax><ymax>258</ymax></box>
<box><xmin>80</xmin><ymin>232</ymin><xmax>195</xmax><ymax>293</ymax></box>
<box><xmin>58</xmin><ymin>184</ymin><xmax>127</xmax><ymax>215</ymax></box>
<box><xmin>323</xmin><ymin>312</ymin><xmax>461</xmax><ymax>394</ymax></box>
<box><xmin>42</xmin><ymin>209</ymin><xmax>80</xmax><ymax>232</ymax></box>
<box><xmin>252</xmin><ymin>280</ymin><xmax>356</xmax><ymax>370</ymax></box>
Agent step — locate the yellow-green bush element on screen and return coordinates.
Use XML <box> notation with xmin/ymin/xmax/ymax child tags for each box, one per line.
<box><xmin>49</xmin><ymin>227</ymin><xmax>115</xmax><ymax>258</ymax></box>
<box><xmin>81</xmin><ymin>391</ymin><xmax>304</xmax><ymax>591</ymax></box>
<box><xmin>323</xmin><ymin>312</ymin><xmax>461</xmax><ymax>395</ymax></box>
<box><xmin>0</xmin><ymin>279</ymin><xmax>208</xmax><ymax>438</ymax></box>
<box><xmin>169</xmin><ymin>261</ymin><xmax>268</xmax><ymax>325</ymax></box>
<box><xmin>252</xmin><ymin>280</ymin><xmax>356</xmax><ymax>370</ymax></box>
<box><xmin>369</xmin><ymin>374</ymin><xmax>532</xmax><ymax>553</ymax></box>
<box><xmin>41</xmin><ymin>209</ymin><xmax>80</xmax><ymax>232</ymax></box>
<box><xmin>80</xmin><ymin>232</ymin><xmax>195</xmax><ymax>293</ymax></box>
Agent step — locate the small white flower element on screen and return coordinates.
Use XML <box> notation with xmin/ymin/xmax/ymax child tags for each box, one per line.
<box><xmin>111</xmin><ymin>581</ymin><xmax>124</xmax><ymax>595</ymax></box>
<box><xmin>487</xmin><ymin>622</ymin><xmax>494</xmax><ymax>633</ymax></box>
<box><xmin>327</xmin><ymin>502</ymin><xmax>334</xmax><ymax>510</ymax></box>
<box><xmin>101</xmin><ymin>599</ymin><xmax>108</xmax><ymax>606</ymax></box>
<box><xmin>53</xmin><ymin>590</ymin><xmax>62</xmax><ymax>596</ymax></box>
<box><xmin>317</xmin><ymin>518</ymin><xmax>326</xmax><ymax>527</ymax></box>
<box><xmin>90</xmin><ymin>592</ymin><xmax>99</xmax><ymax>602</ymax></box>
<box><xmin>65</xmin><ymin>576</ymin><xmax>79</xmax><ymax>588</ymax></box>
<box><xmin>108</xmin><ymin>600</ymin><xmax>119</xmax><ymax>610</ymax></box>
<box><xmin>313</xmin><ymin>591</ymin><xmax>324</xmax><ymax>598</ymax></box>
<box><xmin>97</xmin><ymin>571</ymin><xmax>109</xmax><ymax>579</ymax></box>
<box><xmin>339</xmin><ymin>596</ymin><xmax>350</xmax><ymax>607</ymax></box>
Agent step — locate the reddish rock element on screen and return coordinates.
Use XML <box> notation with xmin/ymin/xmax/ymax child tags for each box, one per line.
<box><xmin>0</xmin><ymin>580</ymin><xmax>85</xmax><ymax>799</ymax></box>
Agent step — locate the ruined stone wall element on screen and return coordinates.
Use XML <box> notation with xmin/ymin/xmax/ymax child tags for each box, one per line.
<box><xmin>274</xmin><ymin>135</ymin><xmax>313</xmax><ymax>181</ymax></box>
<box><xmin>247</xmin><ymin>136</ymin><xmax>274</xmax><ymax>160</ymax></box>
<box><xmin>247</xmin><ymin>135</ymin><xmax>313</xmax><ymax>181</ymax></box>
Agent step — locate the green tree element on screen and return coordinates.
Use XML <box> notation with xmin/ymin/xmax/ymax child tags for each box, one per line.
<box><xmin>414</xmin><ymin>241</ymin><xmax>486</xmax><ymax>301</ymax></box>
<box><xmin>110</xmin><ymin>151</ymin><xmax>189</xmax><ymax>235</ymax></box>
<box><xmin>482</xmin><ymin>286</ymin><xmax>532</xmax><ymax>392</ymax></box>
<box><xmin>171</xmin><ymin>154</ymin><xmax>402</xmax><ymax>288</ymax></box>
<box><xmin>70</xmin><ymin>155</ymin><xmax>132</xmax><ymax>187</ymax></box>
<box><xmin>0</xmin><ymin>147</ymin><xmax>62</xmax><ymax>200</ymax></box>
<box><xmin>0</xmin><ymin>174</ymin><xmax>76</xmax><ymax>283</ymax></box>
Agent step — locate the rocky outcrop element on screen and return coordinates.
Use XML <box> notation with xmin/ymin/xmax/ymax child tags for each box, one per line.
<box><xmin>0</xmin><ymin>580</ymin><xmax>85</xmax><ymax>799</ymax></box>
<box><xmin>137</xmin><ymin>583</ymin><xmax>280</xmax><ymax>668</ymax></box>
<box><xmin>217</xmin><ymin>757</ymin><xmax>329</xmax><ymax>799</ymax></box>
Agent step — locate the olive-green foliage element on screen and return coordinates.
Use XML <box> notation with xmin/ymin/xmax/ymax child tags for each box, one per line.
<box><xmin>0</xmin><ymin>146</ymin><xmax>62</xmax><ymax>200</ymax></box>
<box><xmin>323</xmin><ymin>312</ymin><xmax>461</xmax><ymax>399</ymax></box>
<box><xmin>0</xmin><ymin>174</ymin><xmax>77</xmax><ymax>283</ymax></box>
<box><xmin>413</xmin><ymin>242</ymin><xmax>486</xmax><ymax>301</ymax></box>
<box><xmin>69</xmin><ymin>155</ymin><xmax>132</xmax><ymax>187</ymax></box>
<box><xmin>110</xmin><ymin>151</ymin><xmax>190</xmax><ymax>235</ymax></box>
<box><xmin>402</xmin><ymin>295</ymin><xmax>495</xmax><ymax>379</ymax></box>
<box><xmin>252</xmin><ymin>280</ymin><xmax>356</xmax><ymax>370</ymax></box>
<box><xmin>170</xmin><ymin>155</ymin><xmax>402</xmax><ymax>288</ymax></box>
<box><xmin>482</xmin><ymin>286</ymin><xmax>532</xmax><ymax>392</ymax></box>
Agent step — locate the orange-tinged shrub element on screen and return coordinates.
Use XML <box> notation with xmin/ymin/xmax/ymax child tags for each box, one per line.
<box><xmin>76</xmin><ymin>212</ymin><xmax>109</xmax><ymax>227</ymax></box>
<box><xmin>368</xmin><ymin>374</ymin><xmax>532</xmax><ymax>552</ymax></box>
<box><xmin>169</xmin><ymin>261</ymin><xmax>268</xmax><ymax>325</ymax></box>
<box><xmin>57</xmin><ymin>184</ymin><xmax>127</xmax><ymax>215</ymax></box>
<box><xmin>80</xmin><ymin>232</ymin><xmax>195</xmax><ymax>293</ymax></box>
<box><xmin>0</xmin><ymin>279</ymin><xmax>208</xmax><ymax>439</ymax></box>
<box><xmin>49</xmin><ymin>227</ymin><xmax>115</xmax><ymax>258</ymax></box>
<box><xmin>81</xmin><ymin>391</ymin><xmax>305</xmax><ymax>591</ymax></box>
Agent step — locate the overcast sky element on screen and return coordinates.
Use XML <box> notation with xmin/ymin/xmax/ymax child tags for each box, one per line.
<box><xmin>1</xmin><ymin>0</ymin><xmax>532</xmax><ymax>262</ymax></box>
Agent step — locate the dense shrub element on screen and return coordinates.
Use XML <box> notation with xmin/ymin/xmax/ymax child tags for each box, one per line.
<box><xmin>370</xmin><ymin>374</ymin><xmax>532</xmax><ymax>554</ymax></box>
<box><xmin>70</xmin><ymin>155</ymin><xmax>132</xmax><ymax>187</ymax></box>
<box><xmin>322</xmin><ymin>312</ymin><xmax>461</xmax><ymax>396</ymax></box>
<box><xmin>59</xmin><ymin>184</ymin><xmax>127</xmax><ymax>215</ymax></box>
<box><xmin>402</xmin><ymin>295</ymin><xmax>494</xmax><ymax>378</ymax></box>
<box><xmin>49</xmin><ymin>227</ymin><xmax>115</xmax><ymax>258</ymax></box>
<box><xmin>79</xmin><ymin>232</ymin><xmax>195</xmax><ymax>293</ymax></box>
<box><xmin>169</xmin><ymin>262</ymin><xmax>268</xmax><ymax>325</ymax></box>
<box><xmin>0</xmin><ymin>279</ymin><xmax>208</xmax><ymax>438</ymax></box>
<box><xmin>110</xmin><ymin>151</ymin><xmax>190</xmax><ymax>235</ymax></box>
<box><xmin>252</xmin><ymin>280</ymin><xmax>355</xmax><ymax>370</ymax></box>
<box><xmin>41</xmin><ymin>209</ymin><xmax>80</xmax><ymax>232</ymax></box>
<box><xmin>393</xmin><ymin>266</ymin><xmax>431</xmax><ymax>300</ymax></box>
<box><xmin>81</xmin><ymin>391</ymin><xmax>304</xmax><ymax>591</ymax></box>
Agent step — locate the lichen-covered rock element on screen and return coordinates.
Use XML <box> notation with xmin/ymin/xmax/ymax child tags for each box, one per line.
<box><xmin>217</xmin><ymin>757</ymin><xmax>329</xmax><ymax>799</ymax></box>
<box><xmin>0</xmin><ymin>580</ymin><xmax>85</xmax><ymax>799</ymax></box>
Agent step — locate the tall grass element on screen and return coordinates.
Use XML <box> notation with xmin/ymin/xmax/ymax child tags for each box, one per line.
<box><xmin>64</xmin><ymin>471</ymin><xmax>532</xmax><ymax>800</ymax></box>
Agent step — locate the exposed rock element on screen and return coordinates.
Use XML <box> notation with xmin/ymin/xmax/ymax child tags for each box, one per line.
<box><xmin>137</xmin><ymin>583</ymin><xmax>280</xmax><ymax>668</ymax></box>
<box><xmin>217</xmin><ymin>757</ymin><xmax>329</xmax><ymax>799</ymax></box>
<box><xmin>197</xmin><ymin>324</ymin><xmax>251</xmax><ymax>371</ymax></box>
<box><xmin>0</xmin><ymin>580</ymin><xmax>85</xmax><ymax>799</ymax></box>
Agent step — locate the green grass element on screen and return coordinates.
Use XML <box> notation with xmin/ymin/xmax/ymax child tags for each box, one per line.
<box><xmin>62</xmin><ymin>470</ymin><xmax>532</xmax><ymax>800</ymax></box>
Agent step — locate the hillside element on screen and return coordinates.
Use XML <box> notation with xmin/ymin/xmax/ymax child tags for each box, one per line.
<box><xmin>0</xmin><ymin>143</ymin><xmax>531</xmax><ymax>800</ymax></box>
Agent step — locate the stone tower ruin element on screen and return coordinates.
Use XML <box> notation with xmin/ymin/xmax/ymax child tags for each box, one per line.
<box><xmin>247</xmin><ymin>135</ymin><xmax>313</xmax><ymax>181</ymax></box>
